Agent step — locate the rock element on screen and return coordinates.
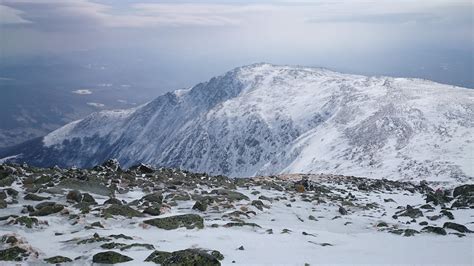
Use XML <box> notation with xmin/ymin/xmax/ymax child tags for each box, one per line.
<box><xmin>295</xmin><ymin>184</ymin><xmax>305</xmax><ymax>193</ymax></box>
<box><xmin>440</xmin><ymin>210</ymin><xmax>454</xmax><ymax>220</ymax></box>
<box><xmin>145</xmin><ymin>251</ymin><xmax>172</xmax><ymax>264</ymax></box>
<box><xmin>5</xmin><ymin>188</ymin><xmax>18</xmax><ymax>197</ymax></box>
<box><xmin>141</xmin><ymin>192</ymin><xmax>163</xmax><ymax>204</ymax></box>
<box><xmin>1</xmin><ymin>235</ymin><xmax>18</xmax><ymax>244</ymax></box>
<box><xmin>427</xmin><ymin>215</ymin><xmax>442</xmax><ymax>221</ymax></box>
<box><xmin>251</xmin><ymin>200</ymin><xmax>265</xmax><ymax>211</ymax></box>
<box><xmin>376</xmin><ymin>222</ymin><xmax>388</xmax><ymax>227</ymax></box>
<box><xmin>44</xmin><ymin>256</ymin><xmax>72</xmax><ymax>264</ymax></box>
<box><xmin>10</xmin><ymin>216</ymin><xmax>39</xmax><ymax>228</ymax></box>
<box><xmin>92</xmin><ymin>251</ymin><xmax>133</xmax><ymax>264</ymax></box>
<box><xmin>451</xmin><ymin>196</ymin><xmax>474</xmax><ymax>209</ymax></box>
<box><xmin>103</xmin><ymin>204</ymin><xmax>144</xmax><ymax>218</ymax></box>
<box><xmin>143</xmin><ymin>204</ymin><xmax>162</xmax><ymax>216</ymax></box>
<box><xmin>419</xmin><ymin>204</ymin><xmax>435</xmax><ymax>210</ymax></box>
<box><xmin>210</xmin><ymin>189</ymin><xmax>249</xmax><ymax>201</ymax></box>
<box><xmin>145</xmin><ymin>249</ymin><xmax>221</xmax><ymax>266</ymax></box>
<box><xmin>397</xmin><ymin>206</ymin><xmax>423</xmax><ymax>219</ymax></box>
<box><xmin>384</xmin><ymin>198</ymin><xmax>396</xmax><ymax>203</ymax></box>
<box><xmin>77</xmin><ymin>233</ymin><xmax>111</xmax><ymax>245</ymax></box>
<box><xmin>101</xmin><ymin>159</ymin><xmax>122</xmax><ymax>172</ymax></box>
<box><xmin>453</xmin><ymin>184</ymin><xmax>474</xmax><ymax>198</ymax></box>
<box><xmin>237</xmin><ymin>245</ymin><xmax>245</xmax><ymax>250</ymax></box>
<box><xmin>389</xmin><ymin>229</ymin><xmax>404</xmax><ymax>235</ymax></box>
<box><xmin>168</xmin><ymin>193</ymin><xmax>191</xmax><ymax>202</ymax></box>
<box><xmin>35</xmin><ymin>201</ymin><xmax>57</xmax><ymax>210</ymax></box>
<box><xmin>403</xmin><ymin>229</ymin><xmax>419</xmax><ymax>237</ymax></box>
<box><xmin>34</xmin><ymin>175</ymin><xmax>52</xmax><ymax>184</ymax></box>
<box><xmin>109</xmin><ymin>234</ymin><xmax>133</xmax><ymax>240</ymax></box>
<box><xmin>144</xmin><ymin>214</ymin><xmax>204</xmax><ymax>230</ymax></box>
<box><xmin>338</xmin><ymin>206</ymin><xmax>348</xmax><ymax>215</ymax></box>
<box><xmin>133</xmin><ymin>164</ymin><xmax>155</xmax><ymax>174</ymax></box>
<box><xmin>0</xmin><ymin>200</ymin><xmax>6</xmax><ymax>209</ymax></box>
<box><xmin>81</xmin><ymin>193</ymin><xmax>97</xmax><ymax>204</ymax></box>
<box><xmin>425</xmin><ymin>192</ymin><xmax>451</xmax><ymax>206</ymax></box>
<box><xmin>120</xmin><ymin>243</ymin><xmax>154</xmax><ymax>251</ymax></box>
<box><xmin>0</xmin><ymin>247</ymin><xmax>28</xmax><ymax>261</ymax></box>
<box><xmin>210</xmin><ymin>250</ymin><xmax>224</xmax><ymax>261</ymax></box>
<box><xmin>104</xmin><ymin>198</ymin><xmax>123</xmax><ymax>205</ymax></box>
<box><xmin>422</xmin><ymin>226</ymin><xmax>447</xmax><ymax>235</ymax></box>
<box><xmin>101</xmin><ymin>242</ymin><xmax>127</xmax><ymax>249</ymax></box>
<box><xmin>90</xmin><ymin>221</ymin><xmax>104</xmax><ymax>228</ymax></box>
<box><xmin>258</xmin><ymin>195</ymin><xmax>273</xmax><ymax>202</ymax></box>
<box><xmin>30</xmin><ymin>204</ymin><xmax>64</xmax><ymax>216</ymax></box>
<box><xmin>419</xmin><ymin>221</ymin><xmax>428</xmax><ymax>226</ymax></box>
<box><xmin>0</xmin><ymin>191</ymin><xmax>7</xmax><ymax>200</ymax></box>
<box><xmin>443</xmin><ymin>222</ymin><xmax>472</xmax><ymax>233</ymax></box>
<box><xmin>66</xmin><ymin>190</ymin><xmax>82</xmax><ymax>202</ymax></box>
<box><xmin>24</xmin><ymin>193</ymin><xmax>50</xmax><ymax>201</ymax></box>
<box><xmin>192</xmin><ymin>200</ymin><xmax>207</xmax><ymax>212</ymax></box>
<box><xmin>58</xmin><ymin>178</ymin><xmax>111</xmax><ymax>196</ymax></box>
<box><xmin>224</xmin><ymin>222</ymin><xmax>261</xmax><ymax>228</ymax></box>
<box><xmin>0</xmin><ymin>176</ymin><xmax>15</xmax><ymax>187</ymax></box>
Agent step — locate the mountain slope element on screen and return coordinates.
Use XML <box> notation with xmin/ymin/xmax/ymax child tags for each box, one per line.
<box><xmin>4</xmin><ymin>64</ymin><xmax>473</xmax><ymax>181</ymax></box>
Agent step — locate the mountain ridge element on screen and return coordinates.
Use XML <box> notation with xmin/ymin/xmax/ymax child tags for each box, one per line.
<box><xmin>2</xmin><ymin>63</ymin><xmax>473</xmax><ymax>182</ymax></box>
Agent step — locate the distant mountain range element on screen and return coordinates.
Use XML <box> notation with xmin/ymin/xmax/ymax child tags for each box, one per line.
<box><xmin>2</xmin><ymin>64</ymin><xmax>473</xmax><ymax>181</ymax></box>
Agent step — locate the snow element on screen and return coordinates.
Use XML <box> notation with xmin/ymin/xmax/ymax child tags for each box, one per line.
<box><xmin>0</xmin><ymin>155</ymin><xmax>19</xmax><ymax>164</ymax></box>
<box><xmin>1</xmin><ymin>174</ymin><xmax>472</xmax><ymax>264</ymax></box>
<box><xmin>26</xmin><ymin>64</ymin><xmax>474</xmax><ymax>182</ymax></box>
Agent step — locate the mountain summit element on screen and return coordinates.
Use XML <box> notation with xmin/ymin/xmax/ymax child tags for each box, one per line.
<box><xmin>3</xmin><ymin>64</ymin><xmax>473</xmax><ymax>181</ymax></box>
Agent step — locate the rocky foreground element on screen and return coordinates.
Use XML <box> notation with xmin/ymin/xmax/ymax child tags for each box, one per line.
<box><xmin>0</xmin><ymin>160</ymin><xmax>473</xmax><ymax>265</ymax></box>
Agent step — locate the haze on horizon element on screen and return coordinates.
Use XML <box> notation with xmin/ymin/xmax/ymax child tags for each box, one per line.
<box><xmin>0</xmin><ymin>0</ymin><xmax>472</xmax><ymax>91</ymax></box>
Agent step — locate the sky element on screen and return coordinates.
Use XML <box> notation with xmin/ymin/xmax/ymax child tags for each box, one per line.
<box><xmin>0</xmin><ymin>0</ymin><xmax>473</xmax><ymax>91</ymax></box>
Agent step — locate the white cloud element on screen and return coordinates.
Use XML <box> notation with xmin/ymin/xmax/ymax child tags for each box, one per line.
<box><xmin>72</xmin><ymin>89</ymin><xmax>93</xmax><ymax>95</ymax></box>
<box><xmin>0</xmin><ymin>5</ymin><xmax>31</xmax><ymax>25</ymax></box>
<box><xmin>87</xmin><ymin>102</ymin><xmax>105</xmax><ymax>108</ymax></box>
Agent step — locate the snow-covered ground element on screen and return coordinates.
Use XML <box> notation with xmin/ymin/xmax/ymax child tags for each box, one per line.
<box><xmin>0</xmin><ymin>164</ymin><xmax>472</xmax><ymax>265</ymax></box>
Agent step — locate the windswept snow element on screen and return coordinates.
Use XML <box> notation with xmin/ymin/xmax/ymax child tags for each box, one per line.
<box><xmin>12</xmin><ymin>64</ymin><xmax>474</xmax><ymax>182</ymax></box>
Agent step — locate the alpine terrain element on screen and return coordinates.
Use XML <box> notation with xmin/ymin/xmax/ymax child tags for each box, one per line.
<box><xmin>2</xmin><ymin>64</ymin><xmax>473</xmax><ymax>182</ymax></box>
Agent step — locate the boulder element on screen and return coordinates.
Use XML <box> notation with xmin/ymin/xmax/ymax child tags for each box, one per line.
<box><xmin>44</xmin><ymin>256</ymin><xmax>72</xmax><ymax>264</ymax></box>
<box><xmin>422</xmin><ymin>226</ymin><xmax>447</xmax><ymax>235</ymax></box>
<box><xmin>0</xmin><ymin>247</ymin><xmax>28</xmax><ymax>261</ymax></box>
<box><xmin>145</xmin><ymin>249</ymin><xmax>221</xmax><ymax>265</ymax></box>
<box><xmin>66</xmin><ymin>190</ymin><xmax>82</xmax><ymax>203</ymax></box>
<box><xmin>29</xmin><ymin>204</ymin><xmax>64</xmax><ymax>216</ymax></box>
<box><xmin>24</xmin><ymin>193</ymin><xmax>50</xmax><ymax>201</ymax></box>
<box><xmin>453</xmin><ymin>184</ymin><xmax>474</xmax><ymax>198</ymax></box>
<box><xmin>192</xmin><ymin>200</ymin><xmax>207</xmax><ymax>212</ymax></box>
<box><xmin>144</xmin><ymin>214</ymin><xmax>204</xmax><ymax>230</ymax></box>
<box><xmin>443</xmin><ymin>222</ymin><xmax>472</xmax><ymax>233</ymax></box>
<box><xmin>92</xmin><ymin>251</ymin><xmax>133</xmax><ymax>264</ymax></box>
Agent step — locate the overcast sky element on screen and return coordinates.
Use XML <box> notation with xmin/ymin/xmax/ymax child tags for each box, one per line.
<box><xmin>0</xmin><ymin>0</ymin><xmax>473</xmax><ymax>89</ymax></box>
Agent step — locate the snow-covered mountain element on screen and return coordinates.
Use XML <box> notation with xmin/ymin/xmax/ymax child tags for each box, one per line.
<box><xmin>3</xmin><ymin>64</ymin><xmax>473</xmax><ymax>181</ymax></box>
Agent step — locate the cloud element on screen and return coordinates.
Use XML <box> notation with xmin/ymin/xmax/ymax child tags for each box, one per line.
<box><xmin>307</xmin><ymin>12</ymin><xmax>440</xmax><ymax>24</ymax></box>
<box><xmin>129</xmin><ymin>3</ymin><xmax>278</xmax><ymax>26</ymax></box>
<box><xmin>0</xmin><ymin>1</ymin><xmax>280</xmax><ymax>30</ymax></box>
<box><xmin>1</xmin><ymin>0</ymin><xmax>109</xmax><ymax>31</ymax></box>
<box><xmin>0</xmin><ymin>5</ymin><xmax>32</xmax><ymax>25</ymax></box>
<box><xmin>72</xmin><ymin>89</ymin><xmax>93</xmax><ymax>95</ymax></box>
<box><xmin>87</xmin><ymin>102</ymin><xmax>105</xmax><ymax>108</ymax></box>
